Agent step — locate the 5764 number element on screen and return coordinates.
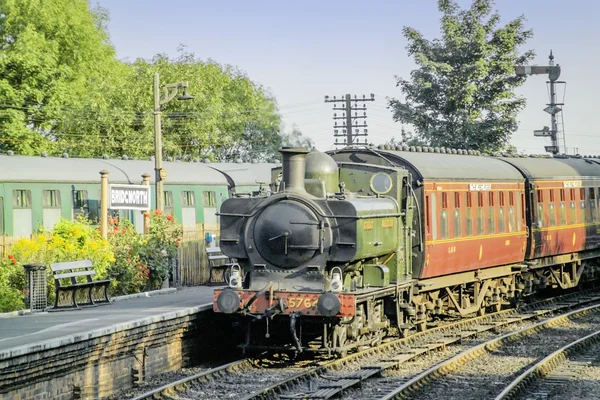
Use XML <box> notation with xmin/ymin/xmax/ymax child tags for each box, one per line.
<box><xmin>287</xmin><ymin>297</ymin><xmax>318</xmax><ymax>309</ymax></box>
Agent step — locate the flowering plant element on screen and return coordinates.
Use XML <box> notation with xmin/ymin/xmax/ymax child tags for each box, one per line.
<box><xmin>139</xmin><ymin>210</ymin><xmax>182</xmax><ymax>289</ymax></box>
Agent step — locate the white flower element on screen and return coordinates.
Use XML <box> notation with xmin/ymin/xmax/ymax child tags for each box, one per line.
<box><xmin>161</xmin><ymin>249</ymin><xmax>167</xmax><ymax>257</ymax></box>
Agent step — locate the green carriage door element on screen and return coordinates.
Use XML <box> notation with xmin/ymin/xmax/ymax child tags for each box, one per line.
<box><xmin>13</xmin><ymin>189</ymin><xmax>33</xmax><ymax>237</ymax></box>
<box><xmin>203</xmin><ymin>190</ymin><xmax>217</xmax><ymax>231</ymax></box>
<box><xmin>43</xmin><ymin>190</ymin><xmax>62</xmax><ymax>231</ymax></box>
<box><xmin>181</xmin><ymin>191</ymin><xmax>197</xmax><ymax>233</ymax></box>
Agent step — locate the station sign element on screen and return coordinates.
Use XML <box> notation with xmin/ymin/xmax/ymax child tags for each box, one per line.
<box><xmin>109</xmin><ymin>184</ymin><xmax>151</xmax><ymax>210</ymax></box>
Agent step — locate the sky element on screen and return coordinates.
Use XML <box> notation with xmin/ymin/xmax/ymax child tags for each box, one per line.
<box><xmin>94</xmin><ymin>0</ymin><xmax>600</xmax><ymax>155</ymax></box>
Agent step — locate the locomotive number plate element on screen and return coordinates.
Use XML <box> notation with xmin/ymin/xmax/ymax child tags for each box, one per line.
<box><xmin>214</xmin><ymin>290</ymin><xmax>355</xmax><ymax>317</ymax></box>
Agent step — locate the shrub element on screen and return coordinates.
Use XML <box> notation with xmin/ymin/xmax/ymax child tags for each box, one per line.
<box><xmin>0</xmin><ymin>256</ymin><xmax>25</xmax><ymax>312</ymax></box>
<box><xmin>139</xmin><ymin>210</ymin><xmax>182</xmax><ymax>289</ymax></box>
<box><xmin>106</xmin><ymin>217</ymin><xmax>149</xmax><ymax>295</ymax></box>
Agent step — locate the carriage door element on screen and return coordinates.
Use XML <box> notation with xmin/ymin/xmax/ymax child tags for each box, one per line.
<box><xmin>181</xmin><ymin>191</ymin><xmax>197</xmax><ymax>233</ymax></box>
<box><xmin>43</xmin><ymin>190</ymin><xmax>62</xmax><ymax>231</ymax></box>
<box><xmin>13</xmin><ymin>189</ymin><xmax>33</xmax><ymax>237</ymax></box>
<box><xmin>203</xmin><ymin>190</ymin><xmax>217</xmax><ymax>231</ymax></box>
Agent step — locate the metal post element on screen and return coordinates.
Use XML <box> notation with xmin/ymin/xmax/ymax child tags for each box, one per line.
<box><xmin>142</xmin><ymin>173</ymin><xmax>151</xmax><ymax>234</ymax></box>
<box><xmin>345</xmin><ymin>94</ymin><xmax>353</xmax><ymax>146</ymax></box>
<box><xmin>153</xmin><ymin>72</ymin><xmax>164</xmax><ymax>212</ymax></box>
<box><xmin>100</xmin><ymin>170</ymin><xmax>109</xmax><ymax>239</ymax></box>
<box><xmin>549</xmin><ymin>75</ymin><xmax>559</xmax><ymax>154</ymax></box>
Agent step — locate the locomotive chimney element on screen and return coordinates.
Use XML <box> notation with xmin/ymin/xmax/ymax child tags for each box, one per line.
<box><xmin>280</xmin><ymin>147</ymin><xmax>309</xmax><ymax>194</ymax></box>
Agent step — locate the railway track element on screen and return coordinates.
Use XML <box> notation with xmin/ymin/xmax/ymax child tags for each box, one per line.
<box><xmin>124</xmin><ymin>289</ymin><xmax>600</xmax><ymax>400</ymax></box>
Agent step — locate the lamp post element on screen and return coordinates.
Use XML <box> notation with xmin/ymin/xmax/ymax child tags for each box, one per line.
<box><xmin>153</xmin><ymin>72</ymin><xmax>194</xmax><ymax>211</ymax></box>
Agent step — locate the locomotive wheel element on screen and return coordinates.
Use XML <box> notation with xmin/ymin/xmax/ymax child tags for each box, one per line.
<box><xmin>333</xmin><ymin>325</ymin><xmax>348</xmax><ymax>357</ymax></box>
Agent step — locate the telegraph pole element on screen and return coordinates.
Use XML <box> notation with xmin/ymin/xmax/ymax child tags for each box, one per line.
<box><xmin>515</xmin><ymin>51</ymin><xmax>566</xmax><ymax>155</ymax></box>
<box><xmin>324</xmin><ymin>94</ymin><xmax>375</xmax><ymax>147</ymax></box>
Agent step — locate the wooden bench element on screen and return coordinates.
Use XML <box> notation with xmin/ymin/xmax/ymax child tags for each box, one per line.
<box><xmin>51</xmin><ymin>260</ymin><xmax>112</xmax><ymax>310</ymax></box>
<box><xmin>206</xmin><ymin>247</ymin><xmax>234</xmax><ymax>284</ymax></box>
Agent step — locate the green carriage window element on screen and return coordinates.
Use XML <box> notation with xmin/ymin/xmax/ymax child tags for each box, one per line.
<box><xmin>182</xmin><ymin>191</ymin><xmax>195</xmax><ymax>207</ymax></box>
<box><xmin>43</xmin><ymin>190</ymin><xmax>61</xmax><ymax>208</ymax></box>
<box><xmin>13</xmin><ymin>190</ymin><xmax>32</xmax><ymax>208</ymax></box>
<box><xmin>203</xmin><ymin>191</ymin><xmax>216</xmax><ymax>207</ymax></box>
<box><xmin>164</xmin><ymin>191</ymin><xmax>174</xmax><ymax>216</ymax></box>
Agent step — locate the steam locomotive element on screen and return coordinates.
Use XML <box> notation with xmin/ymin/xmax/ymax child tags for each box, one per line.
<box><xmin>213</xmin><ymin>146</ymin><xmax>600</xmax><ymax>355</ymax></box>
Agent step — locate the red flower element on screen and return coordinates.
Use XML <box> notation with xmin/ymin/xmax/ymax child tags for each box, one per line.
<box><xmin>155</xmin><ymin>209</ymin><xmax>162</xmax><ymax>216</ymax></box>
<box><xmin>167</xmin><ymin>215</ymin><xmax>173</xmax><ymax>221</ymax></box>
<box><xmin>113</xmin><ymin>226</ymin><xmax>119</xmax><ymax>232</ymax></box>
<box><xmin>11</xmin><ymin>259</ymin><xmax>17</xmax><ymax>264</ymax></box>
<box><xmin>8</xmin><ymin>254</ymin><xmax>14</xmax><ymax>260</ymax></box>
<box><xmin>126</xmin><ymin>258</ymin><xmax>131</xmax><ymax>263</ymax></box>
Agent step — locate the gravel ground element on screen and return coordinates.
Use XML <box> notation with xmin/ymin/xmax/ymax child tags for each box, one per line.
<box><xmin>407</xmin><ymin>312</ymin><xmax>600</xmax><ymax>400</ymax></box>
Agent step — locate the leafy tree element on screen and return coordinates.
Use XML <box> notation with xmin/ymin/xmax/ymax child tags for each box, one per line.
<box><xmin>0</xmin><ymin>0</ymin><xmax>120</xmax><ymax>155</ymax></box>
<box><xmin>389</xmin><ymin>0</ymin><xmax>534</xmax><ymax>152</ymax></box>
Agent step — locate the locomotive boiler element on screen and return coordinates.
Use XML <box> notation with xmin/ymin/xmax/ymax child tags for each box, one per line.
<box><xmin>214</xmin><ymin>147</ymin><xmax>415</xmax><ymax>354</ymax></box>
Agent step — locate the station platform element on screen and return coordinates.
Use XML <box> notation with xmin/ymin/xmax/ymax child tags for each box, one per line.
<box><xmin>0</xmin><ymin>285</ymin><xmax>217</xmax><ymax>358</ymax></box>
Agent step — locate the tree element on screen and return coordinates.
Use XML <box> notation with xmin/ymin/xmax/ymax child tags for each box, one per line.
<box><xmin>0</xmin><ymin>0</ymin><xmax>121</xmax><ymax>155</ymax></box>
<box><xmin>388</xmin><ymin>0</ymin><xmax>534</xmax><ymax>153</ymax></box>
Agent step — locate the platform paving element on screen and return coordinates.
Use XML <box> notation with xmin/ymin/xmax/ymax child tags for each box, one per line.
<box><xmin>0</xmin><ymin>286</ymin><xmax>218</xmax><ymax>358</ymax></box>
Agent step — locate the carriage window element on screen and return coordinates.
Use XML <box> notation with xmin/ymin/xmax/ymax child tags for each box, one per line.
<box><xmin>453</xmin><ymin>209</ymin><xmax>461</xmax><ymax>237</ymax></box>
<box><xmin>441</xmin><ymin>210</ymin><xmax>448</xmax><ymax>239</ymax></box>
<box><xmin>454</xmin><ymin>192</ymin><xmax>460</xmax><ymax>208</ymax></box>
<box><xmin>499</xmin><ymin>192</ymin><xmax>505</xmax><ymax>207</ymax></box>
<box><xmin>477</xmin><ymin>208</ymin><xmax>484</xmax><ymax>235</ymax></box>
<box><xmin>549</xmin><ymin>203</ymin><xmax>556</xmax><ymax>226</ymax></box>
<box><xmin>537</xmin><ymin>204</ymin><xmax>544</xmax><ymax>227</ymax></box>
<box><xmin>489</xmin><ymin>192</ymin><xmax>495</xmax><ymax>207</ymax></box>
<box><xmin>72</xmin><ymin>190</ymin><xmax>88</xmax><ymax>218</ymax></box>
<box><xmin>498</xmin><ymin>208</ymin><xmax>505</xmax><ymax>233</ymax></box>
<box><xmin>478</xmin><ymin>192</ymin><xmax>484</xmax><ymax>207</ymax></box>
<box><xmin>570</xmin><ymin>201</ymin><xmax>577</xmax><ymax>224</ymax></box>
<box><xmin>508</xmin><ymin>207</ymin><xmax>515</xmax><ymax>232</ymax></box>
<box><xmin>13</xmin><ymin>190</ymin><xmax>32</xmax><ymax>208</ymax></box>
<box><xmin>466</xmin><ymin>208</ymin><xmax>473</xmax><ymax>236</ymax></box>
<box><xmin>570</xmin><ymin>188</ymin><xmax>575</xmax><ymax>201</ymax></box>
<box><xmin>581</xmin><ymin>188</ymin><xmax>586</xmax><ymax>201</ymax></box>
<box><xmin>466</xmin><ymin>192</ymin><xmax>472</xmax><ymax>208</ymax></box>
<box><xmin>203</xmin><ymin>191</ymin><xmax>216</xmax><ymax>207</ymax></box>
<box><xmin>549</xmin><ymin>189</ymin><xmax>555</xmax><ymax>203</ymax></box>
<box><xmin>488</xmin><ymin>207</ymin><xmax>495</xmax><ymax>233</ymax></box>
<box><xmin>43</xmin><ymin>190</ymin><xmax>61</xmax><ymax>208</ymax></box>
<box><xmin>537</xmin><ymin>190</ymin><xmax>544</xmax><ymax>202</ymax></box>
<box><xmin>181</xmin><ymin>191</ymin><xmax>195</xmax><ymax>207</ymax></box>
<box><xmin>560</xmin><ymin>189</ymin><xmax>565</xmax><ymax>202</ymax></box>
<box><xmin>509</xmin><ymin>191</ymin><xmax>515</xmax><ymax>206</ymax></box>
<box><xmin>164</xmin><ymin>191</ymin><xmax>174</xmax><ymax>216</ymax></box>
<box><xmin>559</xmin><ymin>203</ymin><xmax>566</xmax><ymax>225</ymax></box>
<box><xmin>442</xmin><ymin>192</ymin><xmax>448</xmax><ymax>209</ymax></box>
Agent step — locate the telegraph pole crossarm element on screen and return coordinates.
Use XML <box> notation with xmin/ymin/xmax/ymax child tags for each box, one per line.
<box><xmin>324</xmin><ymin>93</ymin><xmax>375</xmax><ymax>147</ymax></box>
<box><xmin>153</xmin><ymin>72</ymin><xmax>193</xmax><ymax>212</ymax></box>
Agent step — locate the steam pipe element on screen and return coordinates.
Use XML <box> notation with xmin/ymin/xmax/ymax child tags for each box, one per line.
<box><xmin>280</xmin><ymin>147</ymin><xmax>309</xmax><ymax>194</ymax></box>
